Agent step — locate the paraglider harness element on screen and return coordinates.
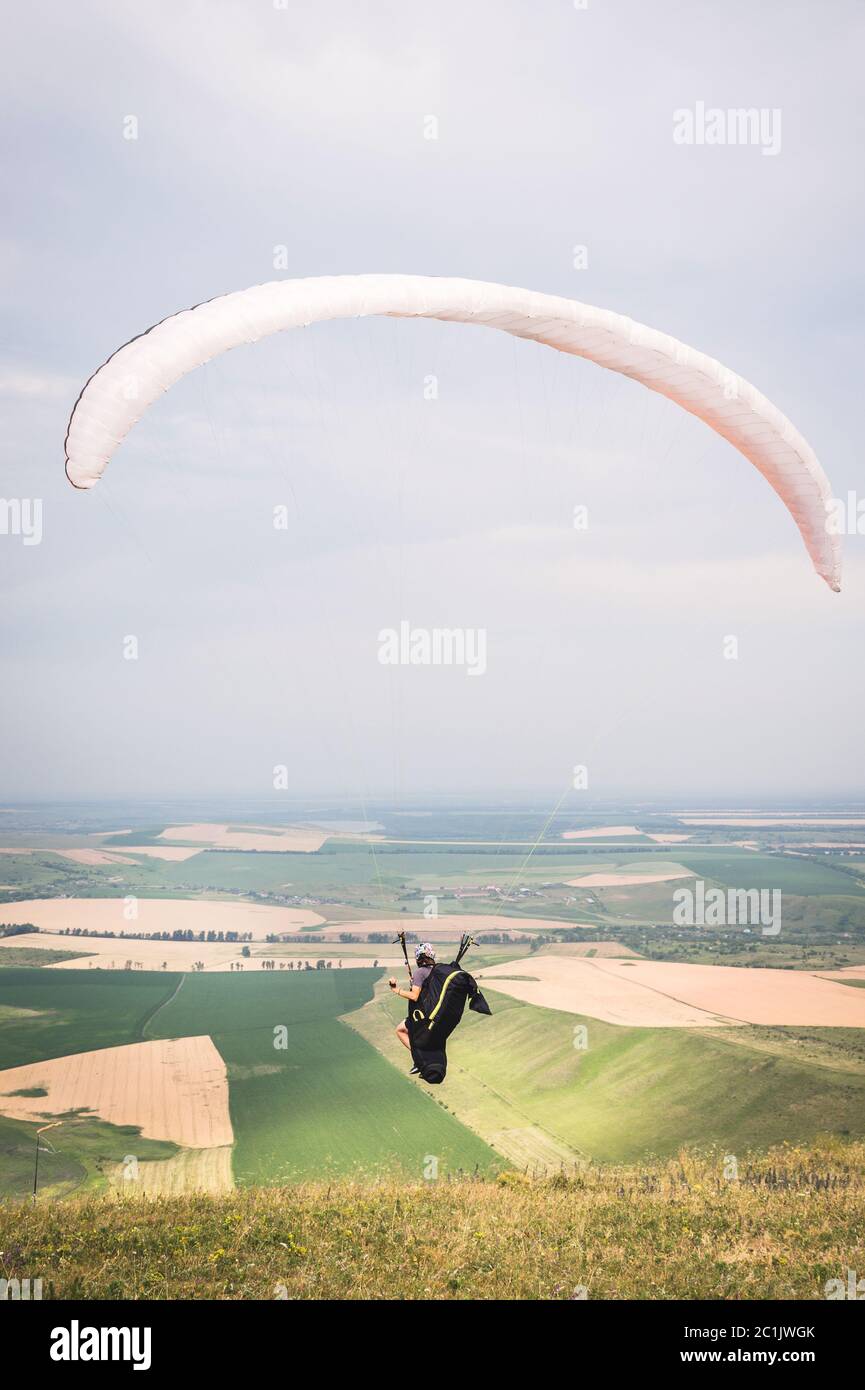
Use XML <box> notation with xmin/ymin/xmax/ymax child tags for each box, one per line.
<box><xmin>394</xmin><ymin>931</ymin><xmax>492</xmax><ymax>1085</ymax></box>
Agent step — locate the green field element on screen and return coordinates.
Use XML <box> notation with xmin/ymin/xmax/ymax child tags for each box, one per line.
<box><xmin>674</xmin><ymin>850</ymin><xmax>865</xmax><ymax>895</ymax></box>
<box><xmin>150</xmin><ymin>845</ymin><xmax>600</xmax><ymax>895</ymax></box>
<box><xmin>146</xmin><ymin>970</ymin><xmax>499</xmax><ymax>1184</ymax></box>
<box><xmin>0</xmin><ymin>969</ymin><xmax>178</xmax><ymax>1068</ymax></box>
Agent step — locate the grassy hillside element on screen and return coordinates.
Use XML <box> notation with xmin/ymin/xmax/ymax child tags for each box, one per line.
<box><xmin>4</xmin><ymin>1141</ymin><xmax>862</xmax><ymax>1299</ymax></box>
<box><xmin>348</xmin><ymin>981</ymin><xmax>865</xmax><ymax>1165</ymax></box>
<box><xmin>147</xmin><ymin>970</ymin><xmax>500</xmax><ymax>1183</ymax></box>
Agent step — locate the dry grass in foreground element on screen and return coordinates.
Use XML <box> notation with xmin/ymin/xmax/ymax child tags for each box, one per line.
<box><xmin>2</xmin><ymin>1141</ymin><xmax>863</xmax><ymax>1300</ymax></box>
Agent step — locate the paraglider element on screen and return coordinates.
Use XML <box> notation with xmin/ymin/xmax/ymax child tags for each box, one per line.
<box><xmin>389</xmin><ymin>933</ymin><xmax>491</xmax><ymax>1086</ymax></box>
<box><xmin>64</xmin><ymin>274</ymin><xmax>842</xmax><ymax>591</ymax></box>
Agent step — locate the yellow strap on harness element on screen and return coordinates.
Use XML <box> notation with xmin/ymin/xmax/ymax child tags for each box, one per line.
<box><xmin>427</xmin><ymin>969</ymin><xmax>461</xmax><ymax>1028</ymax></box>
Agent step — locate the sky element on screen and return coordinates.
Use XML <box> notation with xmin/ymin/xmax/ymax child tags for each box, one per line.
<box><xmin>1</xmin><ymin>0</ymin><xmax>863</xmax><ymax>806</ymax></box>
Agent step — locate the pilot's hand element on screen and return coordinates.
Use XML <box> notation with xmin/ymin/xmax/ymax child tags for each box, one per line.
<box><xmin>388</xmin><ymin>977</ymin><xmax>398</xmax><ymax>990</ymax></box>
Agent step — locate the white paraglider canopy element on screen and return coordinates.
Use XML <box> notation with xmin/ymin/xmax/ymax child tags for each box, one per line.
<box><xmin>64</xmin><ymin>274</ymin><xmax>841</xmax><ymax>591</ymax></box>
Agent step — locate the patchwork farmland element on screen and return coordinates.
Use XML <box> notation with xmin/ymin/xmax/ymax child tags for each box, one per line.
<box><xmin>2</xmin><ymin>809</ymin><xmax>865</xmax><ymax>1203</ymax></box>
<box><xmin>0</xmin><ymin>965</ymin><xmax>499</xmax><ymax>1198</ymax></box>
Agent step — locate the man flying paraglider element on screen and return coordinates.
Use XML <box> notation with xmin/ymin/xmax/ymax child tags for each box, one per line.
<box><xmin>389</xmin><ymin>933</ymin><xmax>491</xmax><ymax>1085</ymax></box>
<box><xmin>390</xmin><ymin>941</ymin><xmax>438</xmax><ymax>1072</ymax></box>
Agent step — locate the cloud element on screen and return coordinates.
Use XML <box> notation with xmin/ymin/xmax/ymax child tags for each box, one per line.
<box><xmin>0</xmin><ymin>369</ymin><xmax>76</xmax><ymax>399</ymax></box>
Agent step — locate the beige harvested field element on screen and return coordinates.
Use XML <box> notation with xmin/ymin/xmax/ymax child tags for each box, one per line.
<box><xmin>0</xmin><ymin>897</ymin><xmax>325</xmax><ymax>941</ymax></box>
<box><xmin>0</xmin><ymin>931</ymin><xmax>397</xmax><ymax>973</ymax></box>
<box><xmin>157</xmin><ymin>822</ymin><xmax>330</xmax><ymax>853</ymax></box>
<box><xmin>318</xmin><ymin>914</ymin><xmax>592</xmax><ymax>941</ymax></box>
<box><xmin>0</xmin><ymin>931</ymin><xmax>237</xmax><ymax>971</ymax></box>
<box><xmin>562</xmin><ymin>825</ymin><xmax>642</xmax><ymax>839</ymax></box>
<box><xmin>648</xmin><ymin>833</ymin><xmax>693</xmax><ymax>843</ymax></box>
<box><xmin>478</xmin><ymin>956</ymin><xmax>730</xmax><ymax>1026</ymax></box>
<box><xmin>537</xmin><ymin>941</ymin><xmax>640</xmax><ymax>958</ymax></box>
<box><xmin>612</xmin><ymin>960</ymin><xmax>865</xmax><ymax>1026</ymax></box>
<box><xmin>53</xmin><ymin>848</ymin><xmax>137</xmax><ymax>866</ymax></box>
<box><xmin>120</xmin><ymin>845</ymin><xmax>204</xmax><ymax>861</ymax></box>
<box><xmin>0</xmin><ymin>1036</ymin><xmax>233</xmax><ymax>1147</ymax></box>
<box><xmin>566</xmin><ymin>869</ymin><xmax>693</xmax><ymax>888</ymax></box>
<box><xmin>252</xmin><ymin>954</ymin><xmax>399</xmax><ymax>970</ymax></box>
<box><xmin>479</xmin><ymin>956</ymin><xmax>865</xmax><ymax>1027</ymax></box>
